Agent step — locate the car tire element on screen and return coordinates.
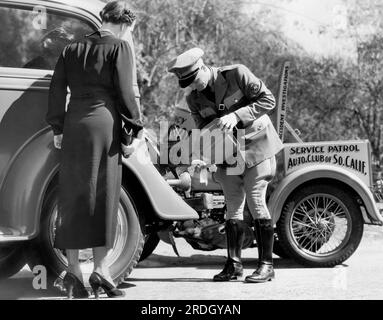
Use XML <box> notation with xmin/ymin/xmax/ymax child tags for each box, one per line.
<box><xmin>276</xmin><ymin>184</ymin><xmax>364</xmax><ymax>267</ymax></box>
<box><xmin>27</xmin><ymin>185</ymin><xmax>144</xmax><ymax>285</ymax></box>
<box><xmin>0</xmin><ymin>243</ymin><xmax>27</xmax><ymax>279</ymax></box>
<box><xmin>272</xmin><ymin>234</ymin><xmax>290</xmax><ymax>259</ymax></box>
<box><xmin>139</xmin><ymin>233</ymin><xmax>160</xmax><ymax>262</ymax></box>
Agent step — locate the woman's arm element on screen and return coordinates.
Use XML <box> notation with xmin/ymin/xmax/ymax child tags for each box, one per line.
<box><xmin>46</xmin><ymin>50</ymin><xmax>68</xmax><ymax>135</ymax></box>
<box><xmin>113</xmin><ymin>40</ymin><xmax>144</xmax><ymax>139</ymax></box>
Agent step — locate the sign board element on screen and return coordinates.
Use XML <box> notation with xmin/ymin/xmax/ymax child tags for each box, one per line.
<box><xmin>283</xmin><ymin>140</ymin><xmax>371</xmax><ymax>186</ymax></box>
<box><xmin>276</xmin><ymin>61</ymin><xmax>290</xmax><ymax>141</ymax></box>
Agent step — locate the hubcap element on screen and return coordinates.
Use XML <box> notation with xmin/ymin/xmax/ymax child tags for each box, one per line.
<box><xmin>48</xmin><ymin>203</ymin><xmax>128</xmax><ymax>278</ymax></box>
<box><xmin>289</xmin><ymin>193</ymin><xmax>352</xmax><ymax>257</ymax></box>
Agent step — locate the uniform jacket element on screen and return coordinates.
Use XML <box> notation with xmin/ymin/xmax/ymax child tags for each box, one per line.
<box><xmin>46</xmin><ymin>29</ymin><xmax>143</xmax><ymax>137</ymax></box>
<box><xmin>186</xmin><ymin>64</ymin><xmax>283</xmax><ymax>167</ymax></box>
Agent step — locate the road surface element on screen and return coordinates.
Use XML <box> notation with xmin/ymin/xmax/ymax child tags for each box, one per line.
<box><xmin>1</xmin><ymin>225</ymin><xmax>383</xmax><ymax>300</ymax></box>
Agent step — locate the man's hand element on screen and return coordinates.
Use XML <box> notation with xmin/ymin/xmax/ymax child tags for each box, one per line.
<box><xmin>54</xmin><ymin>134</ymin><xmax>63</xmax><ymax>149</ymax></box>
<box><xmin>218</xmin><ymin>113</ymin><xmax>240</xmax><ymax>131</ymax></box>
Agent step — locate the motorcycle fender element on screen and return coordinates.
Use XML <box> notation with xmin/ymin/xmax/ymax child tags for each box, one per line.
<box><xmin>269</xmin><ymin>164</ymin><xmax>383</xmax><ymax>225</ymax></box>
<box><xmin>123</xmin><ymin>143</ymin><xmax>198</xmax><ymax>221</ymax></box>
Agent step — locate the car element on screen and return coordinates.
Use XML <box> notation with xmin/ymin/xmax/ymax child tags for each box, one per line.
<box><xmin>0</xmin><ymin>0</ymin><xmax>198</xmax><ymax>283</ymax></box>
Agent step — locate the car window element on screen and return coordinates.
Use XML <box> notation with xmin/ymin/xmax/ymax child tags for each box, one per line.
<box><xmin>0</xmin><ymin>5</ymin><xmax>95</xmax><ymax>70</ymax></box>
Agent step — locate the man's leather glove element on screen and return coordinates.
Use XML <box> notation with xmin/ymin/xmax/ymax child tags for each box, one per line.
<box><xmin>218</xmin><ymin>113</ymin><xmax>240</xmax><ymax>131</ymax></box>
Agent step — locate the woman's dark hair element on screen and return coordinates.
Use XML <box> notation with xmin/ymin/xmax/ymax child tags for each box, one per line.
<box><xmin>100</xmin><ymin>1</ymin><xmax>136</xmax><ymax>25</ymax></box>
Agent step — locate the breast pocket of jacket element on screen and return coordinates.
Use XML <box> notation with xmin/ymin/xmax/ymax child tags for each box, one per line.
<box><xmin>224</xmin><ymin>89</ymin><xmax>245</xmax><ymax>110</ymax></box>
<box><xmin>199</xmin><ymin>106</ymin><xmax>218</xmax><ymax>118</ymax></box>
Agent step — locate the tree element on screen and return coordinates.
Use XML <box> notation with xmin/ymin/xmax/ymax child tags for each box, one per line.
<box><xmin>125</xmin><ymin>0</ymin><xmax>298</xmax><ymax>134</ymax></box>
<box><xmin>279</xmin><ymin>0</ymin><xmax>383</xmax><ymax>170</ymax></box>
<box><xmin>345</xmin><ymin>0</ymin><xmax>383</xmax><ymax>166</ymax></box>
<box><xmin>100</xmin><ymin>0</ymin><xmax>383</xmax><ymax>173</ymax></box>
<box><xmin>286</xmin><ymin>56</ymin><xmax>357</xmax><ymax>142</ymax></box>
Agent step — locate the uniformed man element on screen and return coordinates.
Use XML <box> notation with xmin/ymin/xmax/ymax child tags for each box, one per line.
<box><xmin>168</xmin><ymin>48</ymin><xmax>283</xmax><ymax>283</ymax></box>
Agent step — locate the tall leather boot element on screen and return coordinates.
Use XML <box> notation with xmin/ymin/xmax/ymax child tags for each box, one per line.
<box><xmin>253</xmin><ymin>218</ymin><xmax>262</xmax><ymax>268</ymax></box>
<box><xmin>245</xmin><ymin>219</ymin><xmax>275</xmax><ymax>283</ymax></box>
<box><xmin>213</xmin><ymin>219</ymin><xmax>245</xmax><ymax>281</ymax></box>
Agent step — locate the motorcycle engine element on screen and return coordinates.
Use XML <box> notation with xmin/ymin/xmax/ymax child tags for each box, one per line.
<box><xmin>163</xmin><ymin>122</ymin><xmax>255</xmax><ymax>252</ymax></box>
<box><xmin>174</xmin><ymin>215</ymin><xmax>255</xmax><ymax>251</ymax></box>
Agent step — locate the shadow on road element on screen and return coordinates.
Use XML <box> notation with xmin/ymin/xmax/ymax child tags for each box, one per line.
<box><xmin>136</xmin><ymin>253</ymin><xmax>306</xmax><ymax>270</ymax></box>
<box><xmin>128</xmin><ymin>254</ymin><xmax>314</xmax><ymax>283</ymax></box>
<box><xmin>125</xmin><ymin>277</ymin><xmax>219</xmax><ymax>283</ymax></box>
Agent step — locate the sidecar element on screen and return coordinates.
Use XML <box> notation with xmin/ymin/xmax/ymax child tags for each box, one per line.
<box><xmin>271</xmin><ymin>140</ymin><xmax>383</xmax><ymax>267</ymax></box>
<box><xmin>267</xmin><ymin>62</ymin><xmax>383</xmax><ymax>267</ymax></box>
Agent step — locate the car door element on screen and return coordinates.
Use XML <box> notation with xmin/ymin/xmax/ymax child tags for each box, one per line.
<box><xmin>0</xmin><ymin>1</ymin><xmax>97</xmax><ymax>238</ymax></box>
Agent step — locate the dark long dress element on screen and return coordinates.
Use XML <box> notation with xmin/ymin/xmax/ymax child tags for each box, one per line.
<box><xmin>46</xmin><ymin>30</ymin><xmax>143</xmax><ymax>249</ymax></box>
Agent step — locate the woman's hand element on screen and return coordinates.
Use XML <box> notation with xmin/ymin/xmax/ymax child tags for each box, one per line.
<box><xmin>121</xmin><ymin>129</ymin><xmax>145</xmax><ymax>158</ymax></box>
<box><xmin>121</xmin><ymin>142</ymin><xmax>133</xmax><ymax>158</ymax></box>
<box><xmin>218</xmin><ymin>113</ymin><xmax>240</xmax><ymax>132</ymax></box>
<box><xmin>121</xmin><ymin>137</ymin><xmax>142</xmax><ymax>158</ymax></box>
<box><xmin>54</xmin><ymin>134</ymin><xmax>63</xmax><ymax>149</ymax></box>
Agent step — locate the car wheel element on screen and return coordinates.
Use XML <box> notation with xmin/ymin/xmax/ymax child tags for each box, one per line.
<box><xmin>276</xmin><ymin>184</ymin><xmax>364</xmax><ymax>267</ymax></box>
<box><xmin>28</xmin><ymin>185</ymin><xmax>144</xmax><ymax>285</ymax></box>
<box><xmin>272</xmin><ymin>233</ymin><xmax>290</xmax><ymax>259</ymax></box>
<box><xmin>139</xmin><ymin>233</ymin><xmax>160</xmax><ymax>262</ymax></box>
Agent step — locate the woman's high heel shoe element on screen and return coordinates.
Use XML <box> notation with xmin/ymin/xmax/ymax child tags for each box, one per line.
<box><xmin>89</xmin><ymin>272</ymin><xmax>125</xmax><ymax>299</ymax></box>
<box><xmin>62</xmin><ymin>272</ymin><xmax>89</xmax><ymax>299</ymax></box>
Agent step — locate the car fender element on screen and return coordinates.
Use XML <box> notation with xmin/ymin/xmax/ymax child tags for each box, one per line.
<box><xmin>269</xmin><ymin>164</ymin><xmax>383</xmax><ymax>225</ymax></box>
<box><xmin>122</xmin><ymin>142</ymin><xmax>198</xmax><ymax>221</ymax></box>
<box><xmin>0</xmin><ymin>128</ymin><xmax>198</xmax><ymax>241</ymax></box>
<box><xmin>0</xmin><ymin>128</ymin><xmax>58</xmax><ymax>241</ymax></box>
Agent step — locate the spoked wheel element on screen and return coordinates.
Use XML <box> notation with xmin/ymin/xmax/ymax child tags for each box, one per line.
<box><xmin>277</xmin><ymin>184</ymin><xmax>364</xmax><ymax>267</ymax></box>
<box><xmin>28</xmin><ymin>185</ymin><xmax>144</xmax><ymax>286</ymax></box>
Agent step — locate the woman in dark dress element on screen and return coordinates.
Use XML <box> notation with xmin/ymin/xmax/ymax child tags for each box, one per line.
<box><xmin>46</xmin><ymin>1</ymin><xmax>143</xmax><ymax>298</ymax></box>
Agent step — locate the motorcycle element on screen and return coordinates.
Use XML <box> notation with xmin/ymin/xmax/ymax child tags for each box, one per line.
<box><xmin>138</xmin><ymin>123</ymin><xmax>287</xmax><ymax>262</ymax></box>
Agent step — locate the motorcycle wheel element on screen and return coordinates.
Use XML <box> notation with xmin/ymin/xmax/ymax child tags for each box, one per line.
<box><xmin>276</xmin><ymin>184</ymin><xmax>364</xmax><ymax>267</ymax></box>
<box><xmin>0</xmin><ymin>243</ymin><xmax>27</xmax><ymax>279</ymax></box>
<box><xmin>27</xmin><ymin>185</ymin><xmax>144</xmax><ymax>285</ymax></box>
<box><xmin>139</xmin><ymin>233</ymin><xmax>160</xmax><ymax>262</ymax></box>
